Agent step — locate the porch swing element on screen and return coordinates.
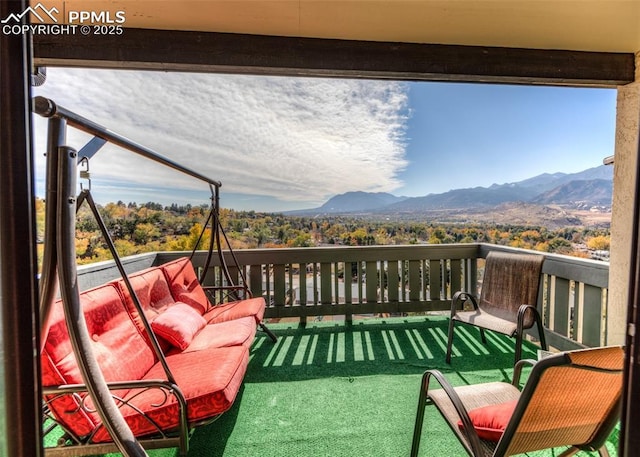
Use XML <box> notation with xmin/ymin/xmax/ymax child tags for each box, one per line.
<box><xmin>35</xmin><ymin>96</ymin><xmax>275</xmax><ymax>457</ymax></box>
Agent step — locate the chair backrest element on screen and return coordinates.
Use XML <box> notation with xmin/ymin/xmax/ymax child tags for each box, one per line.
<box><xmin>479</xmin><ymin>251</ymin><xmax>544</xmax><ymax>327</ymax></box>
<box><xmin>497</xmin><ymin>346</ymin><xmax>624</xmax><ymax>456</ymax></box>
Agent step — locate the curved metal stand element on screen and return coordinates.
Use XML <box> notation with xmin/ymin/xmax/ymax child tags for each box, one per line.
<box><xmin>39</xmin><ymin>116</ymin><xmax>64</xmax><ymax>348</ymax></box>
<box><xmin>195</xmin><ymin>185</ymin><xmax>249</xmax><ymax>299</ymax></box>
<box><xmin>56</xmin><ymin>146</ymin><xmax>147</xmax><ymax>456</ymax></box>
<box><xmin>35</xmin><ymin>96</ymin><xmax>226</xmax><ymax>456</ymax></box>
<box><xmin>35</xmin><ymin>95</ymin><xmax>269</xmax><ymax>455</ymax></box>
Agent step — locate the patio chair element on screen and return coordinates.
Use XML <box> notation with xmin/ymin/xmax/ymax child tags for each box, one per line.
<box><xmin>446</xmin><ymin>251</ymin><xmax>546</xmax><ymax>364</ymax></box>
<box><xmin>411</xmin><ymin>345</ymin><xmax>624</xmax><ymax>457</ymax></box>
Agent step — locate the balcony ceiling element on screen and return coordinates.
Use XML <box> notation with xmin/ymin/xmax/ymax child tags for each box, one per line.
<box><xmin>32</xmin><ymin>1</ymin><xmax>638</xmax><ymax>86</ymax></box>
<box><xmin>46</xmin><ymin>0</ymin><xmax>640</xmax><ymax>52</ymax></box>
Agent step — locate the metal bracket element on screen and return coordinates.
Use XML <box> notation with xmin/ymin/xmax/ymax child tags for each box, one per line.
<box><xmin>79</xmin><ymin>157</ymin><xmax>91</xmax><ymax>191</ymax></box>
<box><xmin>78</xmin><ymin>136</ymin><xmax>107</xmax><ymax>161</ymax></box>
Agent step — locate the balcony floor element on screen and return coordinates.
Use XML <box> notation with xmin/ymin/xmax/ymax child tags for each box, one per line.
<box><xmin>104</xmin><ymin>316</ymin><xmax>617</xmax><ymax>457</ymax></box>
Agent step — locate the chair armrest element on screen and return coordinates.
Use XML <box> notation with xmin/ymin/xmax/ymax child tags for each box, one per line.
<box><xmin>43</xmin><ymin>378</ymin><xmax>189</xmax><ymax>449</ymax></box>
<box><xmin>43</xmin><ymin>378</ymin><xmax>188</xmax><ymax>417</ymax></box>
<box><xmin>42</xmin><ymin>379</ymin><xmax>188</xmax><ymax>433</ymax></box>
<box><xmin>512</xmin><ymin>358</ymin><xmax>537</xmax><ymax>387</ymax></box>
<box><xmin>517</xmin><ymin>303</ymin><xmax>541</xmax><ymax>329</ymax></box>
<box><xmin>450</xmin><ymin>291</ymin><xmax>478</xmax><ymax>317</ymax></box>
<box><xmin>420</xmin><ymin>369</ymin><xmax>484</xmax><ymax>456</ymax></box>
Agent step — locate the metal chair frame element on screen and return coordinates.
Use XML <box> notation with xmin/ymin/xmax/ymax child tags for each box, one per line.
<box><xmin>413</xmin><ymin>346</ymin><xmax>624</xmax><ymax>457</ymax></box>
<box><xmin>446</xmin><ymin>251</ymin><xmax>547</xmax><ymax>365</ymax></box>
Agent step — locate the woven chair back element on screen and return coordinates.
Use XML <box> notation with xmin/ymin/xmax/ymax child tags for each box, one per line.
<box><xmin>501</xmin><ymin>346</ymin><xmax>624</xmax><ymax>456</ymax></box>
<box><xmin>479</xmin><ymin>251</ymin><xmax>544</xmax><ymax>328</ymax></box>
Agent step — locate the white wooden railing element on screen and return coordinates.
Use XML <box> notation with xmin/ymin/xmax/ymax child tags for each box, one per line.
<box><xmin>77</xmin><ymin>243</ymin><xmax>609</xmax><ymax>351</ymax></box>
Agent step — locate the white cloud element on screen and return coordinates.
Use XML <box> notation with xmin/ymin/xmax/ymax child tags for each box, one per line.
<box><xmin>33</xmin><ymin>68</ymin><xmax>409</xmax><ymax>209</ymax></box>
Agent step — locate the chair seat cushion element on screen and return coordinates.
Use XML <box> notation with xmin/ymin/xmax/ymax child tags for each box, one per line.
<box><xmin>453</xmin><ymin>309</ymin><xmax>519</xmax><ymax>336</ymax></box>
<box><xmin>151</xmin><ymin>302</ymin><xmax>207</xmax><ymax>350</ymax></box>
<box><xmin>458</xmin><ymin>399</ymin><xmax>518</xmax><ymax>442</ymax></box>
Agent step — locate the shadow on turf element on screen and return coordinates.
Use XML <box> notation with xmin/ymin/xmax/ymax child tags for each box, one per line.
<box><xmin>245</xmin><ymin>317</ymin><xmax>538</xmax><ymax>383</ymax></box>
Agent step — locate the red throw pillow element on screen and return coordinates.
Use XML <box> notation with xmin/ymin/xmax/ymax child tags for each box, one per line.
<box><xmin>457</xmin><ymin>399</ymin><xmax>518</xmax><ymax>442</ymax></box>
<box><xmin>151</xmin><ymin>302</ymin><xmax>207</xmax><ymax>350</ymax></box>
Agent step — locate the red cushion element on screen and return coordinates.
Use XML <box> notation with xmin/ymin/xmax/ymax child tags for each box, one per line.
<box><xmin>151</xmin><ymin>302</ymin><xmax>207</xmax><ymax>350</ymax></box>
<box><xmin>91</xmin><ymin>345</ymin><xmax>249</xmax><ymax>442</ymax></box>
<box><xmin>203</xmin><ymin>297</ymin><xmax>266</xmax><ymax>324</ymax></box>
<box><xmin>117</xmin><ymin>267</ymin><xmax>178</xmax><ymax>339</ymax></box>
<box><xmin>457</xmin><ymin>400</ymin><xmax>517</xmax><ymax>442</ymax></box>
<box><xmin>176</xmin><ymin>316</ymin><xmax>257</xmax><ymax>352</ymax></box>
<box><xmin>161</xmin><ymin>257</ymin><xmax>210</xmax><ymax>314</ymax></box>
<box><xmin>42</xmin><ymin>283</ymin><xmax>156</xmax><ymax>437</ymax></box>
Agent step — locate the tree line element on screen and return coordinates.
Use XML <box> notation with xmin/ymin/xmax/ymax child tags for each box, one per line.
<box><xmin>34</xmin><ymin>198</ymin><xmax>611</xmax><ymax>266</ymax></box>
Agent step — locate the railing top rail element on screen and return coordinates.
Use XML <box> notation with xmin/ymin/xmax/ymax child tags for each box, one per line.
<box><xmin>80</xmin><ymin>244</ymin><xmax>609</xmax><ymax>290</ymax></box>
<box><xmin>156</xmin><ymin>244</ymin><xmax>481</xmax><ymax>264</ymax></box>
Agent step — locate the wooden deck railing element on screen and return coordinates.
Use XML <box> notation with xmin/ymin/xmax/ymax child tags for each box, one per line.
<box><xmin>77</xmin><ymin>243</ymin><xmax>609</xmax><ymax>351</ymax></box>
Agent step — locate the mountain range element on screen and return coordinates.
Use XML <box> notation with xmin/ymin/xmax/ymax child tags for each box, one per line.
<box><xmin>287</xmin><ymin>165</ymin><xmax>613</xmax><ymax>220</ymax></box>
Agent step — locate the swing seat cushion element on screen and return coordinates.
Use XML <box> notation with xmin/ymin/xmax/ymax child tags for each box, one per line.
<box><xmin>44</xmin><ymin>283</ymin><xmax>157</xmax><ymax>383</ymax></box>
<box><xmin>116</xmin><ymin>260</ymin><xmax>264</xmax><ymax>351</ymax></box>
<box><xmin>118</xmin><ymin>266</ymin><xmax>196</xmax><ymax>340</ymax></box>
<box><xmin>178</xmin><ymin>315</ymin><xmax>258</xmax><ymax>351</ymax></box>
<box><xmin>42</xmin><ymin>258</ymin><xmax>265</xmax><ymax>445</ymax></box>
<box><xmin>118</xmin><ymin>258</ymin><xmax>266</xmax><ymax>339</ymax></box>
<box><xmin>91</xmin><ymin>344</ymin><xmax>249</xmax><ymax>442</ymax></box>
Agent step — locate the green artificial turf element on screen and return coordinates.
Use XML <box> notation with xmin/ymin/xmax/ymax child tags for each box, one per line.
<box><xmin>62</xmin><ymin>316</ymin><xmax>618</xmax><ymax>457</ymax></box>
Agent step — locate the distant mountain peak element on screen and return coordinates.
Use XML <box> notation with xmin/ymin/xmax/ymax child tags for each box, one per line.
<box><xmin>318</xmin><ymin>191</ymin><xmax>407</xmax><ymax>213</ymax></box>
<box><xmin>286</xmin><ymin>165</ymin><xmax>613</xmax><ymax>216</ymax></box>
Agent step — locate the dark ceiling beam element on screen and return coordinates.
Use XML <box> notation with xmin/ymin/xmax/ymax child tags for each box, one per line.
<box><xmin>33</xmin><ymin>28</ymin><xmax>634</xmax><ymax>87</ymax></box>
<box><xmin>33</xmin><ymin>29</ymin><xmax>635</xmax><ymax>87</ymax></box>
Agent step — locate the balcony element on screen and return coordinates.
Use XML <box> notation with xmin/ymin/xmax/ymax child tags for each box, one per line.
<box><xmin>61</xmin><ymin>243</ymin><xmax>616</xmax><ymax>456</ymax></box>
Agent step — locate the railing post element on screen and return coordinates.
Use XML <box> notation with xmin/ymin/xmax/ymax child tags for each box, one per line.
<box><xmin>249</xmin><ymin>264</ymin><xmax>263</xmax><ymax>298</ymax></box>
<box><xmin>408</xmin><ymin>259</ymin><xmax>421</xmax><ymax>301</ymax></box>
<box><xmin>428</xmin><ymin>260</ymin><xmax>440</xmax><ymax>301</ymax></box>
<box><xmin>387</xmin><ymin>260</ymin><xmax>399</xmax><ymax>305</ymax></box>
<box><xmin>576</xmin><ymin>283</ymin><xmax>606</xmax><ymax>347</ymax></box>
<box><xmin>466</xmin><ymin>258</ymin><xmax>477</xmax><ymax>295</ymax></box>
<box><xmin>320</xmin><ymin>262</ymin><xmax>332</xmax><ymax>305</ymax></box>
<box><xmin>551</xmin><ymin>277</ymin><xmax>571</xmax><ymax>338</ymax></box>
<box><xmin>298</xmin><ymin>263</ymin><xmax>307</xmax><ymax>326</ymax></box>
<box><xmin>449</xmin><ymin>259</ymin><xmax>462</xmax><ymax>300</ymax></box>
<box><xmin>365</xmin><ymin>261</ymin><xmax>378</xmax><ymax>304</ymax></box>
<box><xmin>274</xmin><ymin>264</ymin><xmax>286</xmax><ymax>306</ymax></box>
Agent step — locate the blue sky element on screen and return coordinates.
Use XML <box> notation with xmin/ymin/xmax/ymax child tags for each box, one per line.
<box><xmin>399</xmin><ymin>83</ymin><xmax>616</xmax><ymax>197</ymax></box>
<box><xmin>32</xmin><ymin>68</ymin><xmax>616</xmax><ymax>212</ymax></box>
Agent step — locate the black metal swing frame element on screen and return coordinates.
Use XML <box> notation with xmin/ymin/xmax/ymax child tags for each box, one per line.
<box><xmin>35</xmin><ymin>95</ymin><xmax>273</xmax><ymax>456</ymax></box>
